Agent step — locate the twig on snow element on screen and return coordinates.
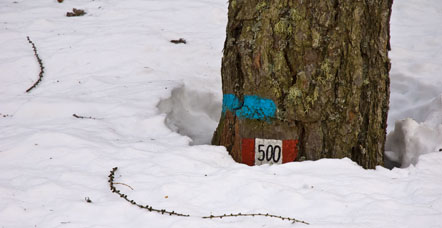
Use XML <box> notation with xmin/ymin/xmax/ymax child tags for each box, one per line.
<box><xmin>108</xmin><ymin>167</ymin><xmax>309</xmax><ymax>225</ymax></box>
<box><xmin>73</xmin><ymin>114</ymin><xmax>96</xmax><ymax>120</ymax></box>
<box><xmin>26</xmin><ymin>36</ymin><xmax>45</xmax><ymax>93</ymax></box>
<box><xmin>202</xmin><ymin>213</ymin><xmax>309</xmax><ymax>224</ymax></box>
<box><xmin>113</xmin><ymin>182</ymin><xmax>134</xmax><ymax>190</ymax></box>
<box><xmin>108</xmin><ymin>167</ymin><xmax>190</xmax><ymax>217</ymax></box>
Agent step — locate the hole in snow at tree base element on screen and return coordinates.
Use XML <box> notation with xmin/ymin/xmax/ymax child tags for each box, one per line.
<box><xmin>158</xmin><ymin>85</ymin><xmax>442</xmax><ymax>169</ymax></box>
<box><xmin>157</xmin><ymin>86</ymin><xmax>222</xmax><ymax>145</ymax></box>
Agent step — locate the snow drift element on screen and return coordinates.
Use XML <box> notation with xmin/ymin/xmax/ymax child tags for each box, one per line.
<box><xmin>386</xmin><ymin>94</ymin><xmax>442</xmax><ymax>167</ymax></box>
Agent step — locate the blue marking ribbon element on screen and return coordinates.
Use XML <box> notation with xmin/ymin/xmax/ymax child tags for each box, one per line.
<box><xmin>222</xmin><ymin>94</ymin><xmax>276</xmax><ymax>120</ymax></box>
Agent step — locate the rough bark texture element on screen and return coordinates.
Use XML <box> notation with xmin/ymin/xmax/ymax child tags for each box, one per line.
<box><xmin>212</xmin><ymin>0</ymin><xmax>393</xmax><ymax>169</ymax></box>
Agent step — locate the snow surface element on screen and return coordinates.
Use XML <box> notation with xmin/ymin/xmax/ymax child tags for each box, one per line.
<box><xmin>387</xmin><ymin>0</ymin><xmax>442</xmax><ymax>167</ymax></box>
<box><xmin>0</xmin><ymin>0</ymin><xmax>441</xmax><ymax>227</ymax></box>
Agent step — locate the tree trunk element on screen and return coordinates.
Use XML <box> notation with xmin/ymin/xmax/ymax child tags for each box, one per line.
<box><xmin>212</xmin><ymin>0</ymin><xmax>393</xmax><ymax>169</ymax></box>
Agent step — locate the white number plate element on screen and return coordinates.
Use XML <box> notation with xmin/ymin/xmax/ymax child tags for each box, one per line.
<box><xmin>255</xmin><ymin>138</ymin><xmax>283</xmax><ymax>165</ymax></box>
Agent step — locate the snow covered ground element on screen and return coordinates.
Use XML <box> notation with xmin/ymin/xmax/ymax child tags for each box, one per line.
<box><xmin>0</xmin><ymin>0</ymin><xmax>441</xmax><ymax>227</ymax></box>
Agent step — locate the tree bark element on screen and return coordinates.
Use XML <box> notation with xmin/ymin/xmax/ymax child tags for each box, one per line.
<box><xmin>212</xmin><ymin>0</ymin><xmax>393</xmax><ymax>169</ymax></box>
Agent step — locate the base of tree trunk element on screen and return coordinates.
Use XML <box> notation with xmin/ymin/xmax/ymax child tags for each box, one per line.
<box><xmin>213</xmin><ymin>0</ymin><xmax>393</xmax><ymax>169</ymax></box>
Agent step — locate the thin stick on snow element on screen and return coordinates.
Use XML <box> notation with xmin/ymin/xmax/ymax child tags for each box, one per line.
<box><xmin>26</xmin><ymin>36</ymin><xmax>45</xmax><ymax>93</ymax></box>
<box><xmin>202</xmin><ymin>213</ymin><xmax>309</xmax><ymax>224</ymax></box>
<box><xmin>72</xmin><ymin>114</ymin><xmax>96</xmax><ymax>120</ymax></box>
<box><xmin>113</xmin><ymin>182</ymin><xmax>134</xmax><ymax>190</ymax></box>
<box><xmin>108</xmin><ymin>167</ymin><xmax>309</xmax><ymax>224</ymax></box>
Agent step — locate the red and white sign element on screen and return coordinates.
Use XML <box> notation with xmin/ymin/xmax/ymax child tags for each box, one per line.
<box><xmin>241</xmin><ymin>138</ymin><xmax>298</xmax><ymax>166</ymax></box>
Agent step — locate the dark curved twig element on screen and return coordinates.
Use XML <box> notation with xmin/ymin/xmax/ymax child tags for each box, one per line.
<box><xmin>26</xmin><ymin>36</ymin><xmax>45</xmax><ymax>93</ymax></box>
<box><xmin>108</xmin><ymin>167</ymin><xmax>190</xmax><ymax>217</ymax></box>
<box><xmin>202</xmin><ymin>213</ymin><xmax>309</xmax><ymax>224</ymax></box>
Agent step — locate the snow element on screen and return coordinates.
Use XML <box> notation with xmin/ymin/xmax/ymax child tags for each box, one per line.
<box><xmin>387</xmin><ymin>0</ymin><xmax>442</xmax><ymax>167</ymax></box>
<box><xmin>0</xmin><ymin>0</ymin><xmax>441</xmax><ymax>227</ymax></box>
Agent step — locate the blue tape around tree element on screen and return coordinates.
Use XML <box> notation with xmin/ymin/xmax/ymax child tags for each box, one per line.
<box><xmin>222</xmin><ymin>94</ymin><xmax>276</xmax><ymax>120</ymax></box>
